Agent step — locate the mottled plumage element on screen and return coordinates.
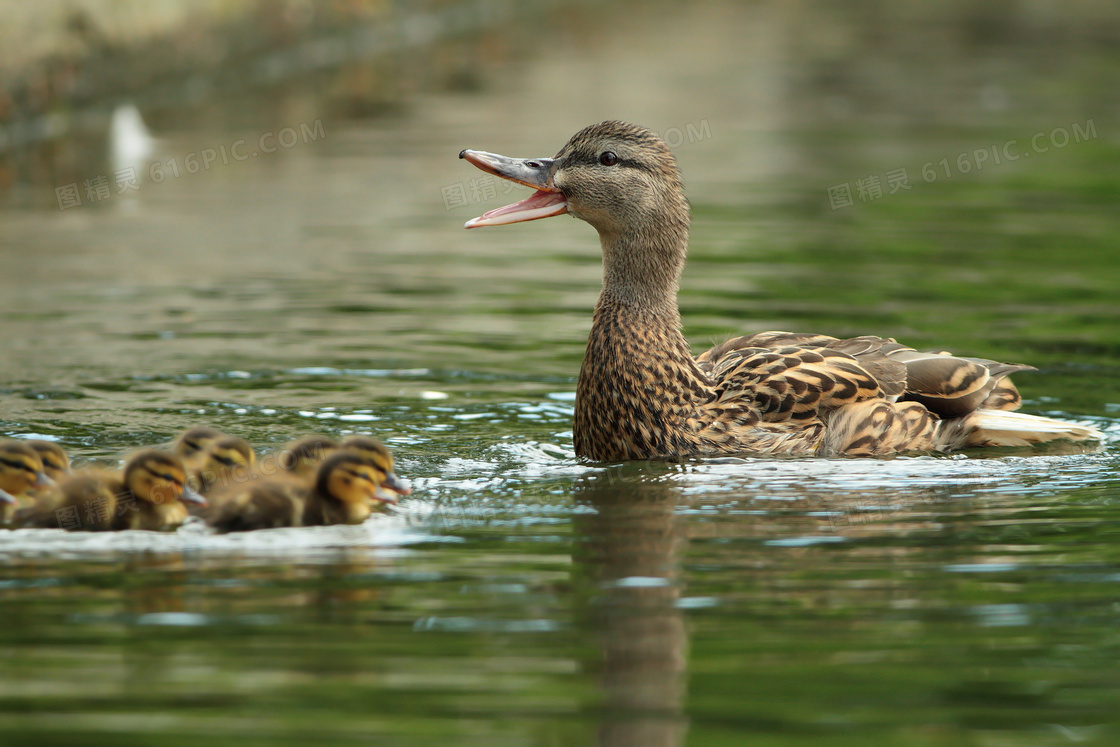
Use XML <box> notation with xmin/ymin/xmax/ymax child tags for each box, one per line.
<box><xmin>461</xmin><ymin>121</ymin><xmax>1102</xmax><ymax>459</ymax></box>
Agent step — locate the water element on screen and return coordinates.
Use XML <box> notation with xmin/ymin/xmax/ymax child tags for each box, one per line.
<box><xmin>2</xmin><ymin>1</ymin><xmax>1120</xmax><ymax>744</ymax></box>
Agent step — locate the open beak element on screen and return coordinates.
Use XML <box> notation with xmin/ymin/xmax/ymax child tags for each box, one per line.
<box><xmin>179</xmin><ymin>485</ymin><xmax>208</xmax><ymax>506</ymax></box>
<box><xmin>459</xmin><ymin>150</ymin><xmax>567</xmax><ymax>228</ymax></box>
<box><xmin>0</xmin><ymin>487</ymin><xmax>16</xmax><ymax>505</ymax></box>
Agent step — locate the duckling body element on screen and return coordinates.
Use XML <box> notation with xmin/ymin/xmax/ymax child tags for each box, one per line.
<box><xmin>461</xmin><ymin>122</ymin><xmax>1103</xmax><ymax>460</ymax></box>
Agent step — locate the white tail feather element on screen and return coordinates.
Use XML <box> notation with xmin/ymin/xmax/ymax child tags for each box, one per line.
<box><xmin>967</xmin><ymin>409</ymin><xmax>1103</xmax><ymax>447</ymax></box>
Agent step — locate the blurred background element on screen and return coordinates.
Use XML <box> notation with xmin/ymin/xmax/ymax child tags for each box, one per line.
<box><xmin>2</xmin><ymin>1</ymin><xmax>1120</xmax><ymax>745</ymax></box>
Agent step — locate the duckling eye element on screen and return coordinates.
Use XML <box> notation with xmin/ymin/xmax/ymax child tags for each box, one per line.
<box><xmin>599</xmin><ymin>151</ymin><xmax>618</xmax><ymax>166</ymax></box>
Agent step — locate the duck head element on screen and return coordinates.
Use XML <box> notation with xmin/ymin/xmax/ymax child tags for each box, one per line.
<box><xmin>316</xmin><ymin>451</ymin><xmax>398</xmax><ymax>509</ymax></box>
<box><xmin>123</xmin><ymin>450</ymin><xmax>207</xmax><ymax>507</ymax></box>
<box><xmin>197</xmin><ymin>436</ymin><xmax>256</xmax><ymax>492</ymax></box>
<box><xmin>340</xmin><ymin>436</ymin><xmax>410</xmax><ymax>499</ymax></box>
<box><xmin>461</xmin><ymin>122</ymin><xmax>691</xmax><ymax>305</ymax></box>
<box><xmin>0</xmin><ymin>440</ymin><xmax>50</xmax><ymax>497</ymax></box>
<box><xmin>27</xmin><ymin>440</ymin><xmax>70</xmax><ymax>482</ymax></box>
<box><xmin>278</xmin><ymin>434</ymin><xmax>340</xmax><ymax>477</ymax></box>
<box><xmin>461</xmin><ymin>121</ymin><xmax>688</xmax><ymax>236</ymax></box>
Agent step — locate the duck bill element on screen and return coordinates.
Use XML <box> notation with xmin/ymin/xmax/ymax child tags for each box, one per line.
<box><xmin>0</xmin><ymin>487</ymin><xmax>16</xmax><ymax>505</ymax></box>
<box><xmin>382</xmin><ymin>471</ymin><xmax>411</xmax><ymax>496</ymax></box>
<box><xmin>459</xmin><ymin>149</ymin><xmax>567</xmax><ymax>228</ymax></box>
<box><xmin>179</xmin><ymin>486</ymin><xmax>208</xmax><ymax>507</ymax></box>
<box><xmin>371</xmin><ymin>486</ymin><xmax>399</xmax><ymax>506</ymax></box>
<box><xmin>34</xmin><ymin>471</ymin><xmax>52</xmax><ymax>488</ymax></box>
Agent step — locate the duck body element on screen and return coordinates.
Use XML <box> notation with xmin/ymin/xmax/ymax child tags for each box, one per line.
<box><xmin>461</xmin><ymin>121</ymin><xmax>1102</xmax><ymax>460</ymax></box>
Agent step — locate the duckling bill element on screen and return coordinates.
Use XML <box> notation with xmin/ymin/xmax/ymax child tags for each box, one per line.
<box><xmin>461</xmin><ymin>121</ymin><xmax>1103</xmax><ymax>460</ymax></box>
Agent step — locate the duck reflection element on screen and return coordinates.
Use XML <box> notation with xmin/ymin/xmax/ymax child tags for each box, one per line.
<box><xmin>572</xmin><ymin>465</ymin><xmax>689</xmax><ymax>747</ymax></box>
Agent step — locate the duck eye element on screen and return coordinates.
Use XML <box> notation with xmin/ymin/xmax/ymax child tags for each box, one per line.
<box><xmin>599</xmin><ymin>151</ymin><xmax>618</xmax><ymax>166</ymax></box>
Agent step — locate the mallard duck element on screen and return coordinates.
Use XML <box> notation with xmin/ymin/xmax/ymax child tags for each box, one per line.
<box><xmin>205</xmin><ymin>451</ymin><xmax>397</xmax><ymax>533</ymax></box>
<box><xmin>17</xmin><ymin>449</ymin><xmax>206</xmax><ymax>531</ymax></box>
<box><xmin>460</xmin><ymin>121</ymin><xmax>1103</xmax><ymax>460</ymax></box>
<box><xmin>0</xmin><ymin>440</ymin><xmax>49</xmax><ymax>524</ymax></box>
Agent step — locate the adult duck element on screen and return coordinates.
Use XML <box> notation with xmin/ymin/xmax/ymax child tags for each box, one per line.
<box><xmin>460</xmin><ymin>121</ymin><xmax>1101</xmax><ymax>460</ymax></box>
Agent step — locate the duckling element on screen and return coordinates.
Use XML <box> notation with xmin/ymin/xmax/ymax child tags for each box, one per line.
<box><xmin>172</xmin><ymin>426</ymin><xmax>227</xmax><ymax>486</ymax></box>
<box><xmin>15</xmin><ymin>469</ymin><xmax>122</xmax><ymax>531</ymax></box>
<box><xmin>276</xmin><ymin>434</ymin><xmax>339</xmax><ymax>479</ymax></box>
<box><xmin>0</xmin><ymin>440</ymin><xmax>49</xmax><ymax>524</ymax></box>
<box><xmin>339</xmin><ymin>436</ymin><xmax>411</xmax><ymax>497</ymax></box>
<box><xmin>460</xmin><ymin>121</ymin><xmax>1103</xmax><ymax>459</ymax></box>
<box><xmin>17</xmin><ymin>449</ymin><xmax>205</xmax><ymax>531</ymax></box>
<box><xmin>302</xmin><ymin>451</ymin><xmax>398</xmax><ymax>526</ymax></box>
<box><xmin>27</xmin><ymin>440</ymin><xmax>70</xmax><ymax>482</ymax></box>
<box><xmin>205</xmin><ymin>451</ymin><xmax>396</xmax><ymax>533</ymax></box>
<box><xmin>194</xmin><ymin>435</ymin><xmax>257</xmax><ymax>495</ymax></box>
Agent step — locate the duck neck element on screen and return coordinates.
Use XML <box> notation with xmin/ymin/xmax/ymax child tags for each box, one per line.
<box><xmin>574</xmin><ymin>223</ymin><xmax>710</xmax><ymax>460</ymax></box>
<box><xmin>597</xmin><ymin>217</ymin><xmax>688</xmax><ymax>317</ymax></box>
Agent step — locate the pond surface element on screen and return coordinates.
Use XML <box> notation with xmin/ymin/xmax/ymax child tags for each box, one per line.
<box><xmin>2</xmin><ymin>2</ymin><xmax>1120</xmax><ymax>744</ymax></box>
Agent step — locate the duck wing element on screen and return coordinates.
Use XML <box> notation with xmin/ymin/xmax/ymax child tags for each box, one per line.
<box><xmin>694</xmin><ymin>331</ymin><xmax>1082</xmax><ymax>455</ymax></box>
<box><xmin>698</xmin><ymin>333</ymin><xmax>906</xmax><ymax>423</ymax></box>
<box><xmin>877</xmin><ymin>341</ymin><xmax>1034</xmax><ymax>417</ymax></box>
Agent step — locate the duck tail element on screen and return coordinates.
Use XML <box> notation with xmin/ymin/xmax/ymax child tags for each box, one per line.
<box><xmin>946</xmin><ymin>409</ymin><xmax>1104</xmax><ymax>449</ymax></box>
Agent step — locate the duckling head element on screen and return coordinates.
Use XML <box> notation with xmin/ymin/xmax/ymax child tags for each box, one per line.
<box><xmin>340</xmin><ymin>435</ymin><xmax>410</xmax><ymax>497</ymax></box>
<box><xmin>279</xmin><ymin>435</ymin><xmax>340</xmax><ymax>477</ymax></box>
<box><xmin>173</xmin><ymin>426</ymin><xmax>226</xmax><ymax>464</ymax></box>
<box><xmin>27</xmin><ymin>440</ymin><xmax>70</xmax><ymax>482</ymax></box>
<box><xmin>123</xmin><ymin>450</ymin><xmax>207</xmax><ymax>508</ymax></box>
<box><xmin>197</xmin><ymin>436</ymin><xmax>256</xmax><ymax>492</ymax></box>
<box><xmin>0</xmin><ymin>440</ymin><xmax>50</xmax><ymax>497</ymax></box>
<box><xmin>316</xmin><ymin>452</ymin><xmax>398</xmax><ymax>508</ymax></box>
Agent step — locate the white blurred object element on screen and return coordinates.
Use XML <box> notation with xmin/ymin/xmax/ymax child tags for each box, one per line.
<box><xmin>108</xmin><ymin>103</ymin><xmax>156</xmax><ymax>176</ymax></box>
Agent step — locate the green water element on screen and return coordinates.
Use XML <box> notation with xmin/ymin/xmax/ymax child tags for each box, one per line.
<box><xmin>2</xmin><ymin>2</ymin><xmax>1120</xmax><ymax>744</ymax></box>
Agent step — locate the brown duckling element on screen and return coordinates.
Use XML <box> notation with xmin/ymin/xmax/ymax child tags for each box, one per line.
<box><xmin>460</xmin><ymin>121</ymin><xmax>1103</xmax><ymax>459</ymax></box>
<box><xmin>276</xmin><ymin>434</ymin><xmax>339</xmax><ymax>479</ymax></box>
<box><xmin>194</xmin><ymin>435</ymin><xmax>257</xmax><ymax>495</ymax></box>
<box><xmin>206</xmin><ymin>451</ymin><xmax>397</xmax><ymax>533</ymax></box>
<box><xmin>339</xmin><ymin>436</ymin><xmax>411</xmax><ymax>497</ymax></box>
<box><xmin>27</xmin><ymin>440</ymin><xmax>70</xmax><ymax>482</ymax></box>
<box><xmin>18</xmin><ymin>449</ymin><xmax>206</xmax><ymax>531</ymax></box>
<box><xmin>0</xmin><ymin>440</ymin><xmax>49</xmax><ymax>524</ymax></box>
<box><xmin>172</xmin><ymin>426</ymin><xmax>227</xmax><ymax>485</ymax></box>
